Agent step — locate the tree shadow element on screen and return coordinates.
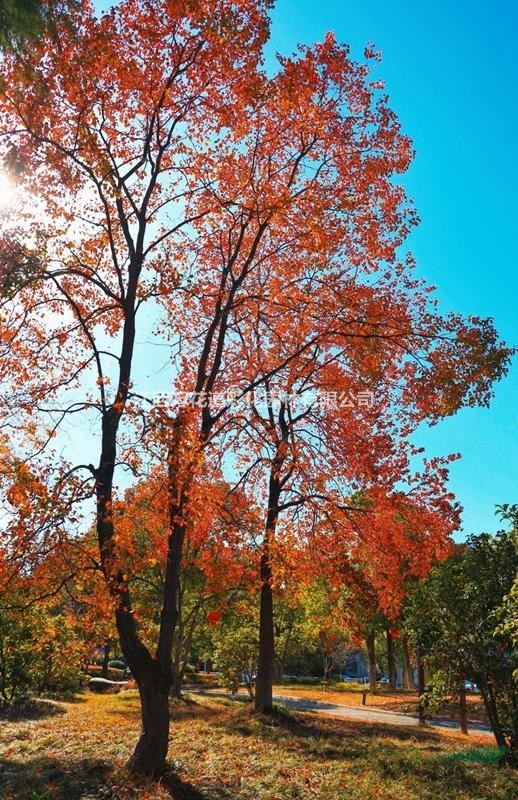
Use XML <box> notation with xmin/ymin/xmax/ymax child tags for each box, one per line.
<box><xmin>0</xmin><ymin>698</ymin><xmax>68</xmax><ymax>722</ymax></box>
<box><xmin>0</xmin><ymin>755</ymin><xmax>111</xmax><ymax>800</ymax></box>
<box><xmin>161</xmin><ymin>770</ymin><xmax>217</xmax><ymax>799</ymax></box>
<box><xmin>0</xmin><ymin>753</ymin><xmax>234</xmax><ymax>800</ymax></box>
<box><xmin>211</xmin><ymin>700</ymin><xmax>462</xmax><ymax>767</ymax></box>
<box><xmin>43</xmin><ymin>691</ymin><xmax>90</xmax><ymax>704</ymax></box>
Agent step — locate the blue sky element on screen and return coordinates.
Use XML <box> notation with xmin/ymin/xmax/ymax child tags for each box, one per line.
<box><xmin>94</xmin><ymin>0</ymin><xmax>517</xmax><ymax>537</ymax></box>
<box><xmin>260</xmin><ymin>0</ymin><xmax>518</xmax><ymax>538</ymax></box>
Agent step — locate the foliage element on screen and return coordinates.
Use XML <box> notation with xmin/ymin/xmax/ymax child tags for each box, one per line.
<box><xmin>494</xmin><ymin>505</ymin><xmax>518</xmax><ymax>675</ymax></box>
<box><xmin>0</xmin><ymin>0</ymin><xmax>513</xmax><ymax>775</ymax></box>
<box><xmin>404</xmin><ymin>526</ymin><xmax>518</xmax><ymax>759</ymax></box>
<box><xmin>0</xmin><ymin>601</ymin><xmax>84</xmax><ymax>704</ymax></box>
<box><xmin>212</xmin><ymin>600</ymin><xmax>259</xmax><ymax>698</ymax></box>
<box><xmin>0</xmin><ymin>0</ymin><xmax>43</xmax><ymax>49</ymax></box>
<box><xmin>0</xmin><ymin>0</ymin><xmax>79</xmax><ymax>52</ymax></box>
<box><xmin>107</xmin><ymin>659</ymin><xmax>126</xmax><ymax>671</ymax></box>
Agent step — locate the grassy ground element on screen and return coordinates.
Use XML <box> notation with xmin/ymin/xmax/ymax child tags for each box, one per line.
<box><xmin>0</xmin><ymin>691</ymin><xmax>513</xmax><ymax>800</ymax></box>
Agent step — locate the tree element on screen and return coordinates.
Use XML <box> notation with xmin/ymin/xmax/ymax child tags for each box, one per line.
<box><xmin>0</xmin><ymin>0</ymin><xmax>273</xmax><ymax>776</ymax></box>
<box><xmin>0</xmin><ymin>0</ymin><xmax>512</xmax><ymax>777</ymax></box>
<box><xmin>0</xmin><ymin>0</ymin><xmax>43</xmax><ymax>49</ymax></box>
<box><xmin>404</xmin><ymin>527</ymin><xmax>518</xmax><ymax>761</ymax></box>
<box><xmin>0</xmin><ymin>1</ymin><xmax>80</xmax><ymax>53</ymax></box>
<box><xmin>212</xmin><ymin>597</ymin><xmax>259</xmax><ymax>699</ymax></box>
<box><xmin>0</xmin><ymin>575</ymin><xmax>85</xmax><ymax>705</ymax></box>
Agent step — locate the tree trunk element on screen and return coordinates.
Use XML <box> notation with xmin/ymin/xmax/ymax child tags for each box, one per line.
<box><xmin>273</xmin><ymin>661</ymin><xmax>283</xmax><ymax>684</ymax></box>
<box><xmin>459</xmin><ymin>680</ymin><xmax>468</xmax><ymax>735</ymax></box>
<box><xmin>402</xmin><ymin>635</ymin><xmax>414</xmax><ymax>690</ymax></box>
<box><xmin>255</xmin><ymin>459</ymin><xmax>283</xmax><ymax>715</ymax></box>
<box><xmin>366</xmin><ymin>632</ymin><xmax>377</xmax><ymax>695</ymax></box>
<box><xmin>480</xmin><ymin>683</ymin><xmax>507</xmax><ymax>748</ymax></box>
<box><xmin>255</xmin><ymin>566</ymin><xmax>274</xmax><ymax>713</ymax></box>
<box><xmin>101</xmin><ymin>639</ymin><xmax>111</xmax><ymax>679</ymax></box>
<box><xmin>126</xmin><ymin>674</ymin><xmax>170</xmax><ymax>777</ymax></box>
<box><xmin>386</xmin><ymin>629</ymin><xmax>397</xmax><ymax>690</ymax></box>
<box><xmin>416</xmin><ymin>645</ymin><xmax>426</xmax><ymax>725</ymax></box>
<box><xmin>170</xmin><ymin>663</ymin><xmax>182</xmax><ymax>699</ymax></box>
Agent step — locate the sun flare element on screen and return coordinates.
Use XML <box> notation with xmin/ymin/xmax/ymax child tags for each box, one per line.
<box><xmin>0</xmin><ymin>171</ymin><xmax>16</xmax><ymax>211</ymax></box>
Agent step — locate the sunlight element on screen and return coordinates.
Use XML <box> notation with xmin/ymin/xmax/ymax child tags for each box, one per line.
<box><xmin>0</xmin><ymin>171</ymin><xmax>16</xmax><ymax>211</ymax></box>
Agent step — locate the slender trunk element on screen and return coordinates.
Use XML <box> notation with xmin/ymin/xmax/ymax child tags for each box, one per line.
<box><xmin>386</xmin><ymin>629</ymin><xmax>397</xmax><ymax>690</ymax></box>
<box><xmin>459</xmin><ymin>680</ymin><xmax>468</xmax><ymax>735</ymax></box>
<box><xmin>255</xmin><ymin>551</ymin><xmax>274</xmax><ymax>713</ymax></box>
<box><xmin>255</xmin><ymin>455</ymin><xmax>284</xmax><ymax>715</ymax></box>
<box><xmin>402</xmin><ymin>635</ymin><xmax>414</xmax><ymax>690</ymax></box>
<box><xmin>170</xmin><ymin>662</ymin><xmax>182</xmax><ymax>699</ymax></box>
<box><xmin>416</xmin><ymin>645</ymin><xmax>426</xmax><ymax>725</ymax></box>
<box><xmin>273</xmin><ymin>661</ymin><xmax>283</xmax><ymax>684</ymax></box>
<box><xmin>480</xmin><ymin>683</ymin><xmax>507</xmax><ymax>747</ymax></box>
<box><xmin>366</xmin><ymin>632</ymin><xmax>377</xmax><ymax>695</ymax></box>
<box><xmin>101</xmin><ymin>639</ymin><xmax>111</xmax><ymax>679</ymax></box>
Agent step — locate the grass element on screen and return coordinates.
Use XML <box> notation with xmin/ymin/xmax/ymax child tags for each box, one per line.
<box><xmin>0</xmin><ymin>690</ymin><xmax>514</xmax><ymax>800</ymax></box>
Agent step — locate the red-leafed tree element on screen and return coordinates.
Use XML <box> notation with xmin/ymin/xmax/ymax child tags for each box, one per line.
<box><xmin>0</xmin><ymin>0</ymin><xmax>512</xmax><ymax>777</ymax></box>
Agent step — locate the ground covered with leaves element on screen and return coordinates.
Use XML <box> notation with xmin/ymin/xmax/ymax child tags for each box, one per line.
<box><xmin>272</xmin><ymin>685</ymin><xmax>487</xmax><ymax>720</ymax></box>
<box><xmin>0</xmin><ymin>691</ymin><xmax>514</xmax><ymax>800</ymax></box>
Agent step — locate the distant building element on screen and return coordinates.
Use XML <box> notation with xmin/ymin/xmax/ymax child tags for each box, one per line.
<box><xmin>341</xmin><ymin>650</ymin><xmax>369</xmax><ymax>680</ymax></box>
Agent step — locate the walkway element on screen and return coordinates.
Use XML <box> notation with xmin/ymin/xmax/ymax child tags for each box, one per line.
<box><xmin>186</xmin><ymin>687</ymin><xmax>492</xmax><ymax>735</ymax></box>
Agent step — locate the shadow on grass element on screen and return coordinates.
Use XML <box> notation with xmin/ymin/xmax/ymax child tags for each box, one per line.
<box><xmin>0</xmin><ymin>753</ymin><xmax>231</xmax><ymax>800</ymax></box>
<box><xmin>45</xmin><ymin>691</ymin><xmax>90</xmax><ymax>704</ymax></box>
<box><xmin>0</xmin><ymin>698</ymin><xmax>68</xmax><ymax>722</ymax></box>
<box><xmin>255</xmin><ymin>704</ymin><xmax>447</xmax><ymax>745</ymax></box>
<box><xmin>161</xmin><ymin>771</ymin><xmax>212</xmax><ymax>799</ymax></box>
<box><xmin>0</xmin><ymin>755</ymin><xmax>111</xmax><ymax>800</ymax></box>
<box><xmin>210</xmin><ymin>698</ymin><xmax>493</xmax><ymax>787</ymax></box>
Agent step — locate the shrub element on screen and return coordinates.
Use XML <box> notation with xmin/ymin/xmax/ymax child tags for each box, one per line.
<box><xmin>0</xmin><ymin>605</ymin><xmax>84</xmax><ymax>704</ymax></box>
<box><xmin>107</xmin><ymin>659</ymin><xmax>126</xmax><ymax>671</ymax></box>
<box><xmin>107</xmin><ymin>668</ymin><xmax>125</xmax><ymax>681</ymax></box>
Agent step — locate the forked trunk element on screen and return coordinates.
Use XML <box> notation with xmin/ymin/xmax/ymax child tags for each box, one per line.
<box><xmin>127</xmin><ymin>675</ymin><xmax>170</xmax><ymax>777</ymax></box>
<box><xmin>480</xmin><ymin>683</ymin><xmax>507</xmax><ymax>748</ymax></box>
<box><xmin>366</xmin><ymin>632</ymin><xmax>377</xmax><ymax>695</ymax></box>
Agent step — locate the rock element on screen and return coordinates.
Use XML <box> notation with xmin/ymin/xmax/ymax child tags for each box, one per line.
<box><xmin>88</xmin><ymin>677</ymin><xmax>128</xmax><ymax>694</ymax></box>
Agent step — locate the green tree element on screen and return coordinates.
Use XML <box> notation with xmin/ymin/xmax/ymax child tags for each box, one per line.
<box><xmin>0</xmin><ymin>1</ymin><xmax>80</xmax><ymax>51</ymax></box>
<box><xmin>404</xmin><ymin>526</ymin><xmax>517</xmax><ymax>762</ymax></box>
<box><xmin>212</xmin><ymin>599</ymin><xmax>259</xmax><ymax>699</ymax></box>
<box><xmin>0</xmin><ymin>600</ymin><xmax>84</xmax><ymax>704</ymax></box>
<box><xmin>0</xmin><ymin>0</ymin><xmax>43</xmax><ymax>50</ymax></box>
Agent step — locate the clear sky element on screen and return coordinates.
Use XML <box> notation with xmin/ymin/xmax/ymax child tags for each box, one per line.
<box><xmin>94</xmin><ymin>0</ymin><xmax>517</xmax><ymax>536</ymax></box>
<box><xmin>259</xmin><ymin>0</ymin><xmax>518</xmax><ymax>538</ymax></box>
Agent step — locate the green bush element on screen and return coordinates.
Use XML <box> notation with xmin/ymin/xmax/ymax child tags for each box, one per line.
<box><xmin>108</xmin><ymin>668</ymin><xmax>125</xmax><ymax>680</ymax></box>
<box><xmin>107</xmin><ymin>659</ymin><xmax>126</xmax><ymax>670</ymax></box>
<box><xmin>0</xmin><ymin>605</ymin><xmax>84</xmax><ymax>704</ymax></box>
<box><xmin>286</xmin><ymin>676</ymin><xmax>321</xmax><ymax>686</ymax></box>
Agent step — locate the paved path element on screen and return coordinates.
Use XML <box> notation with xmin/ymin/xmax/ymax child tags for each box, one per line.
<box><xmin>187</xmin><ymin>687</ymin><xmax>492</xmax><ymax>735</ymax></box>
<box><xmin>271</xmin><ymin>694</ymin><xmax>492</xmax><ymax>734</ymax></box>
